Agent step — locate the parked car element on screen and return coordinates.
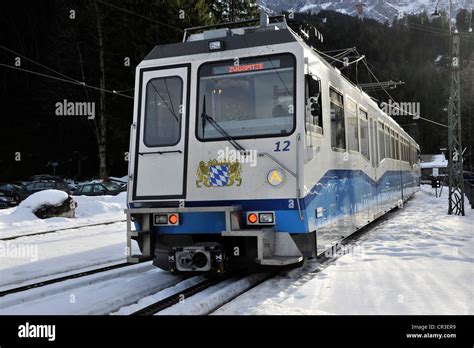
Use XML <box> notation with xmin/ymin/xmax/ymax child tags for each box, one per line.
<box><xmin>109</xmin><ymin>177</ymin><xmax>128</xmax><ymax>189</ymax></box>
<box><xmin>0</xmin><ymin>190</ymin><xmax>20</xmax><ymax>208</ymax></box>
<box><xmin>24</xmin><ymin>180</ymin><xmax>72</xmax><ymax>197</ymax></box>
<box><xmin>0</xmin><ymin>183</ymin><xmax>29</xmax><ymax>201</ymax></box>
<box><xmin>463</xmin><ymin>171</ymin><xmax>474</xmax><ymax>184</ymax></box>
<box><xmin>74</xmin><ymin>182</ymin><xmax>124</xmax><ymax>196</ymax></box>
<box><xmin>29</xmin><ymin>174</ymin><xmax>64</xmax><ymax>182</ymax></box>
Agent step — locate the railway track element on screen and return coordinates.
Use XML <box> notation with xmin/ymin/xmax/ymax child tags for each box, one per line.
<box><xmin>0</xmin><ymin>262</ymin><xmax>131</xmax><ymax>298</ymax></box>
<box><xmin>0</xmin><ymin>219</ymin><xmax>126</xmax><ymax>241</ymax></box>
<box><xmin>128</xmin><ymin>206</ymin><xmax>401</xmax><ymax>315</ymax></box>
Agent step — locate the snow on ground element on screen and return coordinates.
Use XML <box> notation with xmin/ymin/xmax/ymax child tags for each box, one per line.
<box><xmin>20</xmin><ymin>190</ymin><xmax>68</xmax><ymax>210</ymax></box>
<box><xmin>0</xmin><ymin>262</ymin><xmax>182</xmax><ymax>315</ymax></box>
<box><xmin>0</xmin><ymin>192</ymin><xmax>127</xmax><ymax>239</ymax></box>
<box><xmin>215</xmin><ymin>186</ymin><xmax>474</xmax><ymax>315</ymax></box>
<box><xmin>0</xmin><ymin>221</ymin><xmax>138</xmax><ymax>289</ymax></box>
<box><xmin>0</xmin><ymin>192</ymin><xmax>134</xmax><ymax>288</ymax></box>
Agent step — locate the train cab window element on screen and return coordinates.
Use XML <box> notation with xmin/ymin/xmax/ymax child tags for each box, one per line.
<box><xmin>144</xmin><ymin>76</ymin><xmax>183</xmax><ymax>147</ymax></box>
<box><xmin>305</xmin><ymin>74</ymin><xmax>323</xmax><ymax>132</ymax></box>
<box><xmin>346</xmin><ymin>99</ymin><xmax>359</xmax><ymax>152</ymax></box>
<box><xmin>359</xmin><ymin>109</ymin><xmax>369</xmax><ymax>160</ymax></box>
<box><xmin>378</xmin><ymin>122</ymin><xmax>385</xmax><ymax>160</ymax></box>
<box><xmin>329</xmin><ymin>88</ymin><xmax>346</xmax><ymax>150</ymax></box>
<box><xmin>197</xmin><ymin>54</ymin><xmax>295</xmax><ymax>140</ymax></box>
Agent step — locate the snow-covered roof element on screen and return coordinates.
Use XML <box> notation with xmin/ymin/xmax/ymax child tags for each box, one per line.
<box><xmin>420</xmin><ymin>154</ymin><xmax>448</xmax><ymax>169</ymax></box>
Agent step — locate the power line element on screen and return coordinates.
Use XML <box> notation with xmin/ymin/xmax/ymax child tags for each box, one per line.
<box><xmin>0</xmin><ymin>64</ymin><xmax>133</xmax><ymax>99</ymax></box>
<box><xmin>321</xmin><ymin>47</ymin><xmax>356</xmax><ymax>54</ymax></box>
<box><xmin>409</xmin><ymin>21</ymin><xmax>450</xmax><ymax>34</ymax></box>
<box><xmin>313</xmin><ymin>48</ymin><xmax>346</xmax><ymax>64</ymax></box>
<box><xmin>97</xmin><ymin>1</ymin><xmax>183</xmax><ymax>33</ymax></box>
<box><xmin>0</xmin><ymin>45</ymin><xmax>82</xmax><ymax>83</ymax></box>
<box><xmin>408</xmin><ymin>24</ymin><xmax>451</xmax><ymax>36</ymax></box>
<box><xmin>361</xmin><ymin>57</ymin><xmax>448</xmax><ymax>128</ymax></box>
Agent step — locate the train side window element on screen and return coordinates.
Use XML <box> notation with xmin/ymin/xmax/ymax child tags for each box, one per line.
<box><xmin>403</xmin><ymin>141</ymin><xmax>408</xmax><ymax>162</ymax></box>
<box><xmin>329</xmin><ymin>88</ymin><xmax>346</xmax><ymax>150</ymax></box>
<box><xmin>378</xmin><ymin>122</ymin><xmax>385</xmax><ymax>161</ymax></box>
<box><xmin>144</xmin><ymin>76</ymin><xmax>183</xmax><ymax>147</ymax></box>
<box><xmin>360</xmin><ymin>109</ymin><xmax>370</xmax><ymax>160</ymax></box>
<box><xmin>305</xmin><ymin>74</ymin><xmax>322</xmax><ymax>131</ymax></box>
<box><xmin>390</xmin><ymin>131</ymin><xmax>395</xmax><ymax>159</ymax></box>
<box><xmin>346</xmin><ymin>99</ymin><xmax>359</xmax><ymax>152</ymax></box>
<box><xmin>385</xmin><ymin>127</ymin><xmax>391</xmax><ymax>159</ymax></box>
<box><xmin>370</xmin><ymin>116</ymin><xmax>378</xmax><ymax>166</ymax></box>
<box><xmin>395</xmin><ymin>134</ymin><xmax>400</xmax><ymax>160</ymax></box>
<box><xmin>402</xmin><ymin>140</ymin><xmax>406</xmax><ymax>162</ymax></box>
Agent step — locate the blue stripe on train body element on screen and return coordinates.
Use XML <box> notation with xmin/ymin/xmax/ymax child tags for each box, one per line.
<box><xmin>134</xmin><ymin>169</ymin><xmax>418</xmax><ymax>235</ymax></box>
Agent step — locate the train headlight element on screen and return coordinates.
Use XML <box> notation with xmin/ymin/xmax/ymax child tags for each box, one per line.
<box><xmin>267</xmin><ymin>168</ymin><xmax>285</xmax><ymax>186</ymax></box>
<box><xmin>154</xmin><ymin>214</ymin><xmax>168</xmax><ymax>225</ymax></box>
<box><xmin>209</xmin><ymin>40</ymin><xmax>224</xmax><ymax>51</ymax></box>
<box><xmin>258</xmin><ymin>213</ymin><xmax>274</xmax><ymax>224</ymax></box>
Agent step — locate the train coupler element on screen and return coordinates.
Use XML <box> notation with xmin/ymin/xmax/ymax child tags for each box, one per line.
<box><xmin>168</xmin><ymin>244</ymin><xmax>226</xmax><ymax>273</ymax></box>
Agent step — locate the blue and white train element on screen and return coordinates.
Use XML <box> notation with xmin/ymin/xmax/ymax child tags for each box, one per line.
<box><xmin>126</xmin><ymin>14</ymin><xmax>421</xmax><ymax>273</ymax></box>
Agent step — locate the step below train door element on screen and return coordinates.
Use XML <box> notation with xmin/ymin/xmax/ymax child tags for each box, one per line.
<box><xmin>133</xmin><ymin>64</ymin><xmax>190</xmax><ymax>201</ymax></box>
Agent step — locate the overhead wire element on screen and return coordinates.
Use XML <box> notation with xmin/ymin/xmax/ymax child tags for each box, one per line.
<box><xmin>0</xmin><ymin>63</ymin><xmax>133</xmax><ymax>99</ymax></box>
<box><xmin>0</xmin><ymin>45</ymin><xmax>134</xmax><ymax>99</ymax></box>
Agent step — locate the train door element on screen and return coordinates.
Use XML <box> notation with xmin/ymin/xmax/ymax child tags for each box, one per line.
<box><xmin>133</xmin><ymin>65</ymin><xmax>189</xmax><ymax>200</ymax></box>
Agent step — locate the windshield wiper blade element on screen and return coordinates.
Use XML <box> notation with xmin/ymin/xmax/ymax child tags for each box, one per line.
<box><xmin>200</xmin><ymin>96</ymin><xmax>246</xmax><ymax>154</ymax></box>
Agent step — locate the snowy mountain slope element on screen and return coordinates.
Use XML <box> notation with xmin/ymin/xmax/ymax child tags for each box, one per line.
<box><xmin>259</xmin><ymin>0</ymin><xmax>472</xmax><ymax>23</ymax></box>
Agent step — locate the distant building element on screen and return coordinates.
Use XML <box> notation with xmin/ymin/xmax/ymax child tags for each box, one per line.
<box><xmin>420</xmin><ymin>152</ymin><xmax>448</xmax><ymax>181</ymax></box>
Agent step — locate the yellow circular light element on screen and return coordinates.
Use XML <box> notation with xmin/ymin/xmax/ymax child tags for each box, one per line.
<box><xmin>267</xmin><ymin>168</ymin><xmax>284</xmax><ymax>186</ymax></box>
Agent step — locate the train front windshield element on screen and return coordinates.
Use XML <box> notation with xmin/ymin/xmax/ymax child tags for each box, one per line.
<box><xmin>197</xmin><ymin>53</ymin><xmax>296</xmax><ymax>140</ymax></box>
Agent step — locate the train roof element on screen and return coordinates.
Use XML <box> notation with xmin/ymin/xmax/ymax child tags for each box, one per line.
<box><xmin>144</xmin><ymin>15</ymin><xmax>296</xmax><ymax>61</ymax></box>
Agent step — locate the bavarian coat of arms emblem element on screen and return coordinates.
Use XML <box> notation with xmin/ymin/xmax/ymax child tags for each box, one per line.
<box><xmin>196</xmin><ymin>160</ymin><xmax>242</xmax><ymax>188</ymax></box>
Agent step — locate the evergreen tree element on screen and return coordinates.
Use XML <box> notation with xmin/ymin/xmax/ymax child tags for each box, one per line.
<box><xmin>206</xmin><ymin>0</ymin><xmax>259</xmax><ymax>23</ymax></box>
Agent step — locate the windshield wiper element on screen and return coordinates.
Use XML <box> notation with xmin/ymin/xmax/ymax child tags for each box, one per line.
<box><xmin>200</xmin><ymin>96</ymin><xmax>246</xmax><ymax>153</ymax></box>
